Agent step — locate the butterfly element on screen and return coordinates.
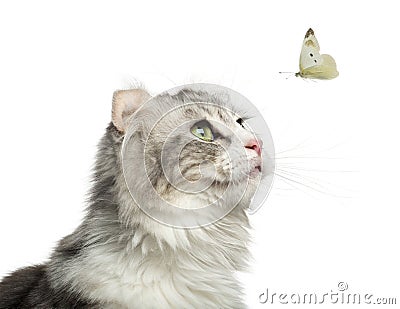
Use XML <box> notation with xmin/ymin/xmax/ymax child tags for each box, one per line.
<box><xmin>295</xmin><ymin>28</ymin><xmax>339</xmax><ymax>79</ymax></box>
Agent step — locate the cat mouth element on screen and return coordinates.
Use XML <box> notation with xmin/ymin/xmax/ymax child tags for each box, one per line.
<box><xmin>248</xmin><ymin>165</ymin><xmax>262</xmax><ymax>178</ymax></box>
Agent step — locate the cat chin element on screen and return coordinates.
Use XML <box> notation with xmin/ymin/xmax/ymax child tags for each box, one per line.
<box><xmin>248</xmin><ymin>166</ymin><xmax>262</xmax><ymax>179</ymax></box>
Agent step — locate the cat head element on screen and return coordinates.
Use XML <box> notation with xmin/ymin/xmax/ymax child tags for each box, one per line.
<box><xmin>111</xmin><ymin>84</ymin><xmax>274</xmax><ymax>227</ymax></box>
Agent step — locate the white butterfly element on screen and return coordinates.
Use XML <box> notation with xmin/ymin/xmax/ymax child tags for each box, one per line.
<box><xmin>295</xmin><ymin>28</ymin><xmax>339</xmax><ymax>79</ymax></box>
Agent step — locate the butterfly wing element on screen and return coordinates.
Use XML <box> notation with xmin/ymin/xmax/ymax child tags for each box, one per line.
<box><xmin>298</xmin><ymin>28</ymin><xmax>339</xmax><ymax>79</ymax></box>
<box><xmin>300</xmin><ymin>54</ymin><xmax>339</xmax><ymax>79</ymax></box>
<box><xmin>299</xmin><ymin>28</ymin><xmax>322</xmax><ymax>71</ymax></box>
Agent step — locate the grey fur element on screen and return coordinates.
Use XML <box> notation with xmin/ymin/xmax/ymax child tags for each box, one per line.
<box><xmin>0</xmin><ymin>87</ymin><xmax>266</xmax><ymax>308</ymax></box>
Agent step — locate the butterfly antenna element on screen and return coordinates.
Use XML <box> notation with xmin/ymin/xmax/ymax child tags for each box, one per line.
<box><xmin>279</xmin><ymin>71</ymin><xmax>295</xmax><ymax>79</ymax></box>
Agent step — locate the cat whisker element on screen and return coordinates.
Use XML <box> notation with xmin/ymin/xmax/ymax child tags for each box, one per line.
<box><xmin>276</xmin><ymin>165</ymin><xmax>356</xmax><ymax>173</ymax></box>
<box><xmin>275</xmin><ymin>138</ymin><xmax>313</xmax><ymax>155</ymax></box>
<box><xmin>275</xmin><ymin>141</ymin><xmax>349</xmax><ymax>160</ymax></box>
<box><xmin>275</xmin><ymin>155</ymin><xmax>346</xmax><ymax>160</ymax></box>
<box><xmin>274</xmin><ymin>172</ymin><xmax>336</xmax><ymax>196</ymax></box>
<box><xmin>276</xmin><ymin>168</ymin><xmax>338</xmax><ymax>190</ymax></box>
<box><xmin>273</xmin><ymin>174</ymin><xmax>318</xmax><ymax>198</ymax></box>
<box><xmin>274</xmin><ymin>169</ymin><xmax>353</xmax><ymax>198</ymax></box>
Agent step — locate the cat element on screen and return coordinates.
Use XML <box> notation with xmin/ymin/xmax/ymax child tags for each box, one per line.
<box><xmin>0</xmin><ymin>84</ymin><xmax>271</xmax><ymax>308</ymax></box>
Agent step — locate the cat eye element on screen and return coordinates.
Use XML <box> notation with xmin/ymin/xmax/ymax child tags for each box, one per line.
<box><xmin>191</xmin><ymin>120</ymin><xmax>214</xmax><ymax>142</ymax></box>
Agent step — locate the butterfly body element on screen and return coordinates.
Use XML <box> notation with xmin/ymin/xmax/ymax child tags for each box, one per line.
<box><xmin>296</xmin><ymin>28</ymin><xmax>339</xmax><ymax>80</ymax></box>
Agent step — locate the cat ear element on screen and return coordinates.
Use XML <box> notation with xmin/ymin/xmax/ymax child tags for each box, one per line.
<box><xmin>112</xmin><ymin>89</ymin><xmax>150</xmax><ymax>133</ymax></box>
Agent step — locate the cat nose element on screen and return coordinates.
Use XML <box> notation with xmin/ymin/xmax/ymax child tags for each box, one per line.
<box><xmin>245</xmin><ymin>139</ymin><xmax>262</xmax><ymax>156</ymax></box>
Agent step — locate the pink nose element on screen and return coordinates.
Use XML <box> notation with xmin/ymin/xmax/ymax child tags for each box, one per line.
<box><xmin>245</xmin><ymin>139</ymin><xmax>262</xmax><ymax>156</ymax></box>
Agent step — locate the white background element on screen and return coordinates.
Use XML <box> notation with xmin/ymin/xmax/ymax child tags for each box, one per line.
<box><xmin>1</xmin><ymin>1</ymin><xmax>399</xmax><ymax>308</ymax></box>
